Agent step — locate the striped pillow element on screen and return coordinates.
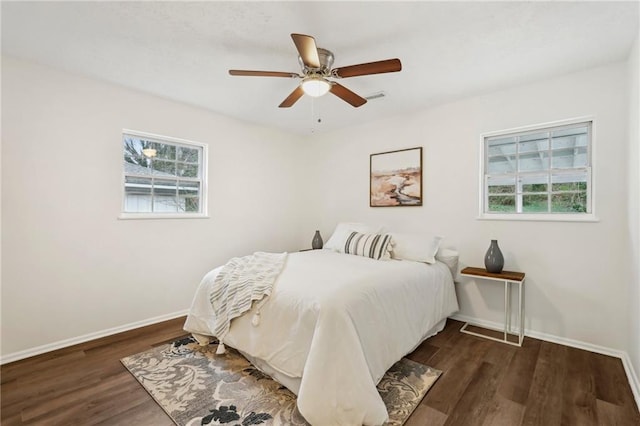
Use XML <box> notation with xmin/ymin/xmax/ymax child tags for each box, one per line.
<box><xmin>344</xmin><ymin>231</ymin><xmax>392</xmax><ymax>260</ymax></box>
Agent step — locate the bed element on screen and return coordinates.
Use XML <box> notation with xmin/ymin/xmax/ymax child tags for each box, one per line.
<box><xmin>184</xmin><ymin>231</ymin><xmax>459</xmax><ymax>426</ymax></box>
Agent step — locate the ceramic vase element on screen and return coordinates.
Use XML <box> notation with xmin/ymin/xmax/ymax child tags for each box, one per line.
<box><xmin>484</xmin><ymin>239</ymin><xmax>504</xmax><ymax>273</ymax></box>
<box><xmin>312</xmin><ymin>230</ymin><xmax>323</xmax><ymax>250</ymax></box>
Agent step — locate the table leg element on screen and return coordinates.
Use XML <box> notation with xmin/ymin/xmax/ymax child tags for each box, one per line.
<box><xmin>508</xmin><ymin>281</ymin><xmax>513</xmax><ymax>334</ymax></box>
<box><xmin>518</xmin><ymin>280</ymin><xmax>524</xmax><ymax>345</ymax></box>
<box><xmin>504</xmin><ymin>281</ymin><xmax>509</xmax><ymax>342</ymax></box>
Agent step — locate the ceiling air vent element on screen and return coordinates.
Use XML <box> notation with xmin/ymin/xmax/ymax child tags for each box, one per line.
<box><xmin>364</xmin><ymin>91</ymin><xmax>387</xmax><ymax>101</ymax></box>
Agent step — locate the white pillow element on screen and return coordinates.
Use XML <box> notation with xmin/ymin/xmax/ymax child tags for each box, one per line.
<box><xmin>436</xmin><ymin>248</ymin><xmax>459</xmax><ymax>280</ymax></box>
<box><xmin>390</xmin><ymin>232</ymin><xmax>442</xmax><ymax>264</ymax></box>
<box><xmin>344</xmin><ymin>231</ymin><xmax>392</xmax><ymax>260</ymax></box>
<box><xmin>324</xmin><ymin>222</ymin><xmax>383</xmax><ymax>252</ymax></box>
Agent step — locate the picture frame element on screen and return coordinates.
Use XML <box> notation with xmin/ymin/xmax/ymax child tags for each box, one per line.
<box><xmin>370</xmin><ymin>147</ymin><xmax>422</xmax><ymax>207</ymax></box>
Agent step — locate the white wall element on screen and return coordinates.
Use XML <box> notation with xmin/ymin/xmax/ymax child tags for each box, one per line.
<box><xmin>2</xmin><ymin>53</ymin><xmax>637</xmax><ymax>370</ymax></box>
<box><xmin>628</xmin><ymin>33</ymin><xmax>640</xmax><ymax>394</ymax></box>
<box><xmin>302</xmin><ymin>62</ymin><xmax>631</xmax><ymax>352</ymax></box>
<box><xmin>1</xmin><ymin>56</ymin><xmax>306</xmax><ymax>357</ymax></box>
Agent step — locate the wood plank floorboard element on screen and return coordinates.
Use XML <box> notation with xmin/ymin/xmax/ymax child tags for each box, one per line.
<box><xmin>1</xmin><ymin>318</ymin><xmax>638</xmax><ymax>425</ymax></box>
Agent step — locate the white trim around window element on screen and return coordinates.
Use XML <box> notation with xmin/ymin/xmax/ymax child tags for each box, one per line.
<box><xmin>478</xmin><ymin>117</ymin><xmax>599</xmax><ymax>222</ymax></box>
<box><xmin>119</xmin><ymin>129</ymin><xmax>209</xmax><ymax>220</ymax></box>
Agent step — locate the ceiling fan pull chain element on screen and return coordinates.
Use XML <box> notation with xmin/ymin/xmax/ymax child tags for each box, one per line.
<box><xmin>310</xmin><ymin>97</ymin><xmax>316</xmax><ymax>133</ymax></box>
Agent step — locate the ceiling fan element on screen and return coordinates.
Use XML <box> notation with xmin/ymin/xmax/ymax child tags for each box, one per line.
<box><xmin>229</xmin><ymin>33</ymin><xmax>402</xmax><ymax>108</ymax></box>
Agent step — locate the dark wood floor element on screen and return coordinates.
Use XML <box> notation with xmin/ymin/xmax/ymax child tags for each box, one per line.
<box><xmin>1</xmin><ymin>318</ymin><xmax>638</xmax><ymax>425</ymax></box>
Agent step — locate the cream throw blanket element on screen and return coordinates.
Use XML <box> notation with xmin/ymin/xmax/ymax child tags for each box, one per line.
<box><xmin>209</xmin><ymin>251</ymin><xmax>288</xmax><ymax>354</ymax></box>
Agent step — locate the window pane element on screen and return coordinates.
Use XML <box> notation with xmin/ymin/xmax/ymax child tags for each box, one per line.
<box><xmin>487</xmin><ymin>175</ymin><xmax>515</xmax><ymax>194</ymax></box>
<box><xmin>179</xmin><ymin>181</ymin><xmax>200</xmax><ymax>212</ymax></box>
<box><xmin>153</xmin><ymin>143</ymin><xmax>176</xmax><ymax>160</ymax></box>
<box><xmin>153</xmin><ymin>179</ymin><xmax>178</xmax><ymax>212</ymax></box>
<box><xmin>551</xmin><ymin>172</ymin><xmax>588</xmax><ymax>190</ymax></box>
<box><xmin>551</xmin><ymin>134</ymin><xmax>588</xmax><ymax>149</ymax></box>
<box><xmin>551</xmin><ymin>126</ymin><xmax>588</xmax><ymax>148</ymax></box>
<box><xmin>551</xmin><ymin>147</ymin><xmax>587</xmax><ymax>168</ymax></box>
<box><xmin>153</xmin><ymin>179</ymin><xmax>177</xmax><ymax>196</ymax></box>
<box><xmin>488</xmin><ymin>156</ymin><xmax>516</xmax><ymax>173</ymax></box>
<box><xmin>124</xmin><ymin>176</ymin><xmax>152</xmax><ymax>213</ymax></box>
<box><xmin>123</xmin><ymin>160</ymin><xmax>153</xmax><ymax>176</ymax></box>
<box><xmin>520</xmin><ymin>174</ymin><xmax>548</xmax><ymax>193</ymax></box>
<box><xmin>488</xmin><ymin>185</ymin><xmax>515</xmax><ymax>194</ymax></box>
<box><xmin>518</xmin><ymin>151</ymin><xmax>549</xmax><ymax>172</ymax></box>
<box><xmin>123</xmin><ymin>137</ymin><xmax>147</xmax><ymax>167</ymax></box>
<box><xmin>523</xmin><ymin>194</ymin><xmax>549</xmax><ymax>212</ymax></box>
<box><xmin>551</xmin><ymin>193</ymin><xmax>587</xmax><ymax>213</ymax></box>
<box><xmin>178</xmin><ymin>146</ymin><xmax>199</xmax><ymax>163</ymax></box>
<box><xmin>153</xmin><ymin>197</ymin><xmax>179</xmax><ymax>212</ymax></box>
<box><xmin>178</xmin><ymin>162</ymin><xmax>199</xmax><ymax>178</ymax></box>
<box><xmin>522</xmin><ymin>183</ymin><xmax>548</xmax><ymax>193</ymax></box>
<box><xmin>124</xmin><ymin>176</ymin><xmax>151</xmax><ymax>194</ymax></box>
<box><xmin>488</xmin><ymin>195</ymin><xmax>516</xmax><ymax>212</ymax></box>
<box><xmin>551</xmin><ymin>172</ymin><xmax>588</xmax><ymax>212</ymax></box>
<box><xmin>519</xmin><ymin>139</ymin><xmax>549</xmax><ymax>154</ymax></box>
<box><xmin>183</xmin><ymin>197</ymin><xmax>199</xmax><ymax>212</ymax></box>
<box><xmin>152</xmin><ymin>159</ymin><xmax>177</xmax><ymax>176</ymax></box>
<box><xmin>178</xmin><ymin>181</ymin><xmax>200</xmax><ymax>196</ymax></box>
<box><xmin>487</xmin><ymin>137</ymin><xmax>516</xmax><ymax>156</ymax></box>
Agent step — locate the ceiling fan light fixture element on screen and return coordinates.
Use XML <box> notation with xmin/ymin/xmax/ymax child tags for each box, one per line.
<box><xmin>301</xmin><ymin>76</ymin><xmax>331</xmax><ymax>97</ymax></box>
<box><xmin>142</xmin><ymin>148</ymin><xmax>157</xmax><ymax>158</ymax></box>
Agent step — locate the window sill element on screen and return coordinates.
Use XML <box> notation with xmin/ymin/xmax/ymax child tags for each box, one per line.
<box><xmin>477</xmin><ymin>213</ymin><xmax>599</xmax><ymax>222</ymax></box>
<box><xmin>118</xmin><ymin>213</ymin><xmax>209</xmax><ymax>220</ymax></box>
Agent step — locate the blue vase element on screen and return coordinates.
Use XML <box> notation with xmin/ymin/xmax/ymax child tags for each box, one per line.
<box><xmin>484</xmin><ymin>240</ymin><xmax>504</xmax><ymax>273</ymax></box>
<box><xmin>312</xmin><ymin>230</ymin><xmax>323</xmax><ymax>249</ymax></box>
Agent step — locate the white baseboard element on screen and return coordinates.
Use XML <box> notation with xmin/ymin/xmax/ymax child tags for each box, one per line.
<box><xmin>0</xmin><ymin>309</ymin><xmax>189</xmax><ymax>365</ymax></box>
<box><xmin>450</xmin><ymin>314</ymin><xmax>640</xmax><ymax>411</ymax></box>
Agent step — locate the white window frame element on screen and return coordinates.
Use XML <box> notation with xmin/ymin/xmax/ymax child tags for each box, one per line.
<box><xmin>478</xmin><ymin>117</ymin><xmax>598</xmax><ymax>222</ymax></box>
<box><xmin>119</xmin><ymin>129</ymin><xmax>208</xmax><ymax>220</ymax></box>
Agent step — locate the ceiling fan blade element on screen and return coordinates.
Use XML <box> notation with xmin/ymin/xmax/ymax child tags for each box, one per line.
<box><xmin>279</xmin><ymin>86</ymin><xmax>305</xmax><ymax>108</ymax></box>
<box><xmin>291</xmin><ymin>33</ymin><xmax>321</xmax><ymax>69</ymax></box>
<box><xmin>332</xmin><ymin>58</ymin><xmax>402</xmax><ymax>78</ymax></box>
<box><xmin>229</xmin><ymin>70</ymin><xmax>299</xmax><ymax>78</ymax></box>
<box><xmin>329</xmin><ymin>83</ymin><xmax>367</xmax><ymax>107</ymax></box>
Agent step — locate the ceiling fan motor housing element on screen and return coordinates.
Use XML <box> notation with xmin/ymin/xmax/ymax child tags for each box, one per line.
<box><xmin>298</xmin><ymin>48</ymin><xmax>334</xmax><ymax>75</ymax></box>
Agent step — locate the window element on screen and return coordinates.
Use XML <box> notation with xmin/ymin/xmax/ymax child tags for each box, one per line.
<box><xmin>481</xmin><ymin>119</ymin><xmax>594</xmax><ymax>221</ymax></box>
<box><xmin>121</xmin><ymin>130</ymin><xmax>207</xmax><ymax>218</ymax></box>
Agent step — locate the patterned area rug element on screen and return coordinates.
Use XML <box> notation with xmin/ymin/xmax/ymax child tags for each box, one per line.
<box><xmin>121</xmin><ymin>337</ymin><xmax>441</xmax><ymax>426</ymax></box>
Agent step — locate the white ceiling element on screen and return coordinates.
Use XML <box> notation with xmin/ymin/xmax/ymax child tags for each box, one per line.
<box><xmin>2</xmin><ymin>1</ymin><xmax>638</xmax><ymax>135</ymax></box>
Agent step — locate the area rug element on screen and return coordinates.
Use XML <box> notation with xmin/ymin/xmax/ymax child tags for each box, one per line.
<box><xmin>121</xmin><ymin>337</ymin><xmax>441</xmax><ymax>426</ymax></box>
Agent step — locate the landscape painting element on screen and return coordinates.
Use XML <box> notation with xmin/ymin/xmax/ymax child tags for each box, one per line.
<box><xmin>370</xmin><ymin>147</ymin><xmax>422</xmax><ymax>207</ymax></box>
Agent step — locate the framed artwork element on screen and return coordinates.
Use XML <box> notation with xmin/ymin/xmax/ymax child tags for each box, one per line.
<box><xmin>370</xmin><ymin>147</ymin><xmax>422</xmax><ymax>207</ymax></box>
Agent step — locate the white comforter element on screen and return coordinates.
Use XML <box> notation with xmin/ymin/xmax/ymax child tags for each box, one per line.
<box><xmin>184</xmin><ymin>249</ymin><xmax>459</xmax><ymax>426</ymax></box>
